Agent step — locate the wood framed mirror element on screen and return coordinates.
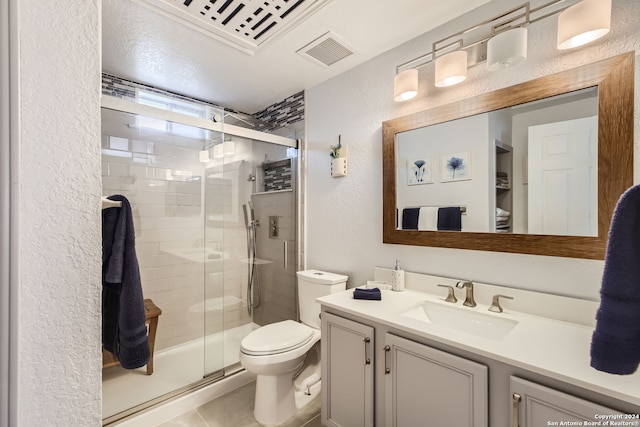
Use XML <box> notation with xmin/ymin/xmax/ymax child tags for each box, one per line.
<box><xmin>382</xmin><ymin>52</ymin><xmax>634</xmax><ymax>259</ymax></box>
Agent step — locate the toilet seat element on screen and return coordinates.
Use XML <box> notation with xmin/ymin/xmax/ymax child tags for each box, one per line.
<box><xmin>241</xmin><ymin>320</ymin><xmax>315</xmax><ymax>356</ymax></box>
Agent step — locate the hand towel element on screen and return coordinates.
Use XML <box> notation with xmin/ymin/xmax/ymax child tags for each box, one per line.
<box><xmin>418</xmin><ymin>207</ymin><xmax>439</xmax><ymax>231</ymax></box>
<box><xmin>437</xmin><ymin>207</ymin><xmax>462</xmax><ymax>231</ymax></box>
<box><xmin>591</xmin><ymin>185</ymin><xmax>640</xmax><ymax>374</ymax></box>
<box><xmin>353</xmin><ymin>288</ymin><xmax>382</xmax><ymax>301</ymax></box>
<box><xmin>102</xmin><ymin>194</ymin><xmax>150</xmax><ymax>369</ymax></box>
<box><xmin>402</xmin><ymin>208</ymin><xmax>420</xmax><ymax>230</ymax></box>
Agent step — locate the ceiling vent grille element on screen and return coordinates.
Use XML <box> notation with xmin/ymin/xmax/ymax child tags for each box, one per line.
<box><xmin>135</xmin><ymin>0</ymin><xmax>333</xmax><ymax>55</ymax></box>
<box><xmin>297</xmin><ymin>32</ymin><xmax>355</xmax><ymax>67</ymax></box>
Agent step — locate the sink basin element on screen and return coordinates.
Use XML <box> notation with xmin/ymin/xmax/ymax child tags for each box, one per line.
<box><xmin>401</xmin><ymin>301</ymin><xmax>518</xmax><ymax>341</ymax></box>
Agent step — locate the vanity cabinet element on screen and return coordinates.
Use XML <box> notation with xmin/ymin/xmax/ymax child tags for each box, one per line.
<box><xmin>510</xmin><ymin>377</ymin><xmax>623</xmax><ymax>427</ymax></box>
<box><xmin>321</xmin><ymin>312</ymin><xmax>375</xmax><ymax>427</ymax></box>
<box><xmin>321</xmin><ymin>305</ymin><xmax>637</xmax><ymax>427</ymax></box>
<box><xmin>384</xmin><ymin>333</ymin><xmax>488</xmax><ymax>426</ymax></box>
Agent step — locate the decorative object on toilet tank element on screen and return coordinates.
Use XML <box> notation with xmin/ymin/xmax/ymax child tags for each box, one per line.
<box><xmin>330</xmin><ymin>135</ymin><xmax>348</xmax><ymax>178</ymax></box>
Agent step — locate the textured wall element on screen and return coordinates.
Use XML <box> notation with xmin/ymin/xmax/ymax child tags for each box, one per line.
<box><xmin>306</xmin><ymin>0</ymin><xmax>640</xmax><ymax>300</ymax></box>
<box><xmin>18</xmin><ymin>0</ymin><xmax>102</xmax><ymax>425</ymax></box>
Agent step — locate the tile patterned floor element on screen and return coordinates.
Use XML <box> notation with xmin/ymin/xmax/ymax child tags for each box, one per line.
<box><xmin>156</xmin><ymin>381</ymin><xmax>321</xmax><ymax>427</ymax></box>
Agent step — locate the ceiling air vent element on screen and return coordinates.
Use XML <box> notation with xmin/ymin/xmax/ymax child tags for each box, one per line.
<box><xmin>297</xmin><ymin>32</ymin><xmax>354</xmax><ymax>68</ymax></box>
<box><xmin>135</xmin><ymin>0</ymin><xmax>333</xmax><ymax>55</ymax></box>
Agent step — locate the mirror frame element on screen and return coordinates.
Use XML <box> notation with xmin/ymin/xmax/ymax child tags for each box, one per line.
<box><xmin>382</xmin><ymin>52</ymin><xmax>634</xmax><ymax>259</ymax></box>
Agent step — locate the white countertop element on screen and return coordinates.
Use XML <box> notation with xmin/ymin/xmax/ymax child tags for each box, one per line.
<box><xmin>318</xmin><ymin>288</ymin><xmax>640</xmax><ymax>407</ymax></box>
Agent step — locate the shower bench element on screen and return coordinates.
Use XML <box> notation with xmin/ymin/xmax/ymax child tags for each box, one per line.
<box><xmin>102</xmin><ymin>298</ymin><xmax>162</xmax><ymax>375</ymax></box>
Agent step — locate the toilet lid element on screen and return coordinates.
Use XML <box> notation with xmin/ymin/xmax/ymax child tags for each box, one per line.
<box><xmin>241</xmin><ymin>320</ymin><xmax>315</xmax><ymax>355</ymax></box>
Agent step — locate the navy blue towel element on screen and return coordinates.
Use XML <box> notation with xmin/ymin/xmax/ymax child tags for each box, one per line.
<box><xmin>437</xmin><ymin>207</ymin><xmax>462</xmax><ymax>231</ymax></box>
<box><xmin>353</xmin><ymin>288</ymin><xmax>382</xmax><ymax>301</ymax></box>
<box><xmin>402</xmin><ymin>208</ymin><xmax>420</xmax><ymax>230</ymax></box>
<box><xmin>102</xmin><ymin>194</ymin><xmax>150</xmax><ymax>370</ymax></box>
<box><xmin>591</xmin><ymin>185</ymin><xmax>640</xmax><ymax>374</ymax></box>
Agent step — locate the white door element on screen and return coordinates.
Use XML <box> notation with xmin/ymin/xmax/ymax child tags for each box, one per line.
<box><xmin>528</xmin><ymin>116</ymin><xmax>597</xmax><ymax>236</ymax></box>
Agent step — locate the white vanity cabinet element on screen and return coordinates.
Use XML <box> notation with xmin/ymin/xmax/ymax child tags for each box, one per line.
<box><xmin>510</xmin><ymin>377</ymin><xmax>624</xmax><ymax>427</ymax></box>
<box><xmin>321</xmin><ymin>312</ymin><xmax>375</xmax><ymax>427</ymax></box>
<box><xmin>384</xmin><ymin>333</ymin><xmax>488</xmax><ymax>426</ymax></box>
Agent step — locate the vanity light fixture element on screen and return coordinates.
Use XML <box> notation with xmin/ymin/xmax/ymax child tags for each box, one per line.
<box><xmin>393</xmin><ymin>0</ymin><xmax>613</xmax><ymax>102</ymax></box>
<box><xmin>435</xmin><ymin>50</ymin><xmax>468</xmax><ymax>87</ymax></box>
<box><xmin>393</xmin><ymin>69</ymin><xmax>419</xmax><ymax>102</ymax></box>
<box><xmin>557</xmin><ymin>0</ymin><xmax>612</xmax><ymax>50</ymax></box>
<box><xmin>487</xmin><ymin>27</ymin><xmax>528</xmax><ymax>70</ymax></box>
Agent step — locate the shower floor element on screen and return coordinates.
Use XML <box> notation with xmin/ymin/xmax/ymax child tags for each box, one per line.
<box><xmin>103</xmin><ymin>322</ymin><xmax>258</xmax><ymax>419</ymax></box>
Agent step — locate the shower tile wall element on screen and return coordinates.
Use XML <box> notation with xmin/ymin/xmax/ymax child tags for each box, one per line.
<box><xmin>251</xmin><ymin>190</ymin><xmax>297</xmax><ymax>326</ymax></box>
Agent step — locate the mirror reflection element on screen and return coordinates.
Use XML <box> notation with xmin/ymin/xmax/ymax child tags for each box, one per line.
<box><xmin>396</xmin><ymin>88</ymin><xmax>598</xmax><ymax>236</ymax></box>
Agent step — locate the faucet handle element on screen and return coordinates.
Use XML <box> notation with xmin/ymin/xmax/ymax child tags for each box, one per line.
<box><xmin>489</xmin><ymin>294</ymin><xmax>513</xmax><ymax>313</ymax></box>
<box><xmin>437</xmin><ymin>284</ymin><xmax>458</xmax><ymax>303</ymax></box>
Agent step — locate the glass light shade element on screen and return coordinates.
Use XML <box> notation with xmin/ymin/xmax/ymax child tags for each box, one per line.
<box><xmin>435</xmin><ymin>50</ymin><xmax>467</xmax><ymax>87</ymax></box>
<box><xmin>557</xmin><ymin>0</ymin><xmax>611</xmax><ymax>50</ymax></box>
<box><xmin>487</xmin><ymin>27</ymin><xmax>528</xmax><ymax>69</ymax></box>
<box><xmin>393</xmin><ymin>69</ymin><xmax>418</xmax><ymax>102</ymax></box>
<box><xmin>199</xmin><ymin>150</ymin><xmax>210</xmax><ymax>163</ymax></box>
<box><xmin>213</xmin><ymin>141</ymin><xmax>235</xmax><ymax>159</ymax></box>
<box><xmin>223</xmin><ymin>140</ymin><xmax>235</xmax><ymax>155</ymax></box>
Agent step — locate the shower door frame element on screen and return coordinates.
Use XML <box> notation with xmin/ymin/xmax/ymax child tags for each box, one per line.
<box><xmin>101</xmin><ymin>96</ymin><xmax>297</xmax><ymax>149</ymax></box>
<box><xmin>0</xmin><ymin>1</ymin><xmax>18</xmax><ymax>425</ymax></box>
<box><xmin>100</xmin><ymin>95</ymin><xmax>299</xmax><ymax>424</ymax></box>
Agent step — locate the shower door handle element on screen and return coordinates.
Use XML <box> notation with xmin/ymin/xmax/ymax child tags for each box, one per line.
<box><xmin>283</xmin><ymin>240</ymin><xmax>288</xmax><ymax>270</ymax></box>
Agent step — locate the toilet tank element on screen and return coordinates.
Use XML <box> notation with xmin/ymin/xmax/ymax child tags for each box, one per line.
<box><xmin>297</xmin><ymin>269</ymin><xmax>347</xmax><ymax>329</ymax></box>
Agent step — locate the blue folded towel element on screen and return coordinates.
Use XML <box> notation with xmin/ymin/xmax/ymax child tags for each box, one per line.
<box><xmin>437</xmin><ymin>207</ymin><xmax>462</xmax><ymax>231</ymax></box>
<box><xmin>402</xmin><ymin>208</ymin><xmax>420</xmax><ymax>230</ymax></box>
<box><xmin>591</xmin><ymin>185</ymin><xmax>640</xmax><ymax>374</ymax></box>
<box><xmin>353</xmin><ymin>288</ymin><xmax>382</xmax><ymax>301</ymax></box>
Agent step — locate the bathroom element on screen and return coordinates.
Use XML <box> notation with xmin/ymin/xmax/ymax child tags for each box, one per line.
<box><xmin>2</xmin><ymin>0</ymin><xmax>640</xmax><ymax>426</ymax></box>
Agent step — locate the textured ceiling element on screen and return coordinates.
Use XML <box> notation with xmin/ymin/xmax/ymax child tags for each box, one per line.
<box><xmin>102</xmin><ymin>0</ymin><xmax>491</xmax><ymax>113</ymax></box>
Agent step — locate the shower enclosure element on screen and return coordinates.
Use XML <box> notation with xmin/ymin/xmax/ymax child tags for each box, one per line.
<box><xmin>100</xmin><ymin>95</ymin><xmax>299</xmax><ymax>422</ymax></box>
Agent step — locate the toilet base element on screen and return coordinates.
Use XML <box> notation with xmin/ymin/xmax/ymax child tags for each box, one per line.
<box><xmin>253</xmin><ymin>375</ymin><xmax>321</xmax><ymax>426</ymax></box>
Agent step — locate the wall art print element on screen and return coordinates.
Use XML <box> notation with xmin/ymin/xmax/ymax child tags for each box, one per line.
<box><xmin>441</xmin><ymin>152</ymin><xmax>471</xmax><ymax>182</ymax></box>
<box><xmin>407</xmin><ymin>158</ymin><xmax>433</xmax><ymax>185</ymax></box>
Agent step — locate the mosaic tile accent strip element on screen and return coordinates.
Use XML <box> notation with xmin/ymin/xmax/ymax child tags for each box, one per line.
<box><xmin>253</xmin><ymin>91</ymin><xmax>305</xmax><ymax>129</ymax></box>
<box><xmin>263</xmin><ymin>158</ymin><xmax>292</xmax><ymax>192</ymax></box>
<box><xmin>102</xmin><ymin>74</ymin><xmax>304</xmax><ymax>130</ymax></box>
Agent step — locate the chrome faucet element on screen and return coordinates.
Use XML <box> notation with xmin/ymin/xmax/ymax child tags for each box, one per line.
<box><xmin>456</xmin><ymin>280</ymin><xmax>476</xmax><ymax>307</ymax></box>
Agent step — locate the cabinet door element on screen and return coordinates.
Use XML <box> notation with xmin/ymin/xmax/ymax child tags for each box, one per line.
<box><xmin>321</xmin><ymin>312</ymin><xmax>375</xmax><ymax>427</ymax></box>
<box><xmin>385</xmin><ymin>333</ymin><xmax>488</xmax><ymax>427</ymax></box>
<box><xmin>510</xmin><ymin>377</ymin><xmax>623</xmax><ymax>427</ymax></box>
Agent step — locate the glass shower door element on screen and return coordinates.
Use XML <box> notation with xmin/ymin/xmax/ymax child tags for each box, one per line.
<box><xmin>202</xmin><ymin>134</ymin><xmax>298</xmax><ymax>378</ymax></box>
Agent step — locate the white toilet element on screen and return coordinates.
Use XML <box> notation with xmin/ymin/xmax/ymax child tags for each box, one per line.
<box><xmin>240</xmin><ymin>269</ymin><xmax>347</xmax><ymax>426</ymax></box>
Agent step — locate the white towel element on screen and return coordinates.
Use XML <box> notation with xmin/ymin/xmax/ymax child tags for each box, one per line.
<box><xmin>496</xmin><ymin>207</ymin><xmax>511</xmax><ymax>218</ymax></box>
<box><xmin>418</xmin><ymin>207</ymin><xmax>439</xmax><ymax>231</ymax></box>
